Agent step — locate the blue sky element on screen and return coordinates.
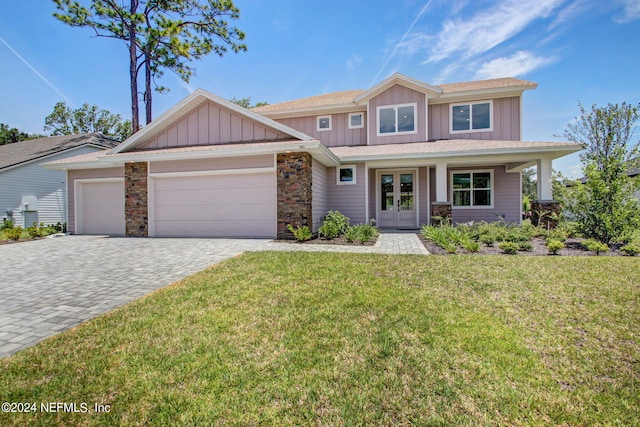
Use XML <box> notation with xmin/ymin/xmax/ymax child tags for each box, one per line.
<box><xmin>1</xmin><ymin>0</ymin><xmax>639</xmax><ymax>177</ymax></box>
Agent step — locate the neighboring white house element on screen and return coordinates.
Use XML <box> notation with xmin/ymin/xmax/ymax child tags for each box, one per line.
<box><xmin>0</xmin><ymin>134</ymin><xmax>118</xmax><ymax>228</ymax></box>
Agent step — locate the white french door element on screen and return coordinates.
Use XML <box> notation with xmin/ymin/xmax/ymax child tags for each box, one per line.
<box><xmin>377</xmin><ymin>170</ymin><xmax>417</xmax><ymax>229</ymax></box>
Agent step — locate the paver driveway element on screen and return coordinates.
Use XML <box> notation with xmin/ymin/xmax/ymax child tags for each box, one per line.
<box><xmin>0</xmin><ymin>235</ymin><xmax>275</xmax><ymax>358</ymax></box>
<box><xmin>0</xmin><ymin>232</ymin><xmax>427</xmax><ymax>358</ymax></box>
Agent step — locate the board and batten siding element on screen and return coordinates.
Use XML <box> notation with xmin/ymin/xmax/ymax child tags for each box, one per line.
<box><xmin>67</xmin><ymin>167</ymin><xmax>125</xmax><ymax>234</ymax></box>
<box><xmin>446</xmin><ymin>165</ymin><xmax>521</xmax><ymax>224</ymax></box>
<box><xmin>277</xmin><ymin>113</ymin><xmax>366</xmax><ymax>147</ymax></box>
<box><xmin>138</xmin><ymin>101</ymin><xmax>290</xmax><ymax>150</ymax></box>
<box><xmin>149</xmin><ymin>155</ymin><xmax>274</xmax><ymax>174</ymax></box>
<box><xmin>429</xmin><ymin>97</ymin><xmax>521</xmax><ymax>141</ymax></box>
<box><xmin>327</xmin><ymin>163</ymin><xmax>366</xmax><ymax>224</ymax></box>
<box><xmin>0</xmin><ymin>145</ymin><xmax>105</xmax><ymax>228</ymax></box>
<box><xmin>369</xmin><ymin>85</ymin><xmax>427</xmax><ymax>145</ymax></box>
<box><xmin>312</xmin><ymin>159</ymin><xmax>329</xmax><ymax>232</ymax></box>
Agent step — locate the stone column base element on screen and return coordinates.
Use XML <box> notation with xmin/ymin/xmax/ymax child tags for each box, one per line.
<box><xmin>431</xmin><ymin>202</ymin><xmax>452</xmax><ymax>226</ymax></box>
<box><xmin>277</xmin><ymin>152</ymin><xmax>312</xmax><ymax>239</ymax></box>
<box><xmin>125</xmin><ymin>162</ymin><xmax>148</xmax><ymax>237</ymax></box>
<box><xmin>531</xmin><ymin>200</ymin><xmax>561</xmax><ymax>229</ymax></box>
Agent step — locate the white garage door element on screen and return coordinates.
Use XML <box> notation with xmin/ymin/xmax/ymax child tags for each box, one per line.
<box><xmin>76</xmin><ymin>179</ymin><xmax>125</xmax><ymax>235</ymax></box>
<box><xmin>152</xmin><ymin>172</ymin><xmax>276</xmax><ymax>238</ymax></box>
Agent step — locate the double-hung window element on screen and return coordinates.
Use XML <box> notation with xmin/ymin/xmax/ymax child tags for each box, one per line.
<box><xmin>452</xmin><ymin>170</ymin><xmax>493</xmax><ymax>208</ymax></box>
<box><xmin>450</xmin><ymin>101</ymin><xmax>492</xmax><ymax>133</ymax></box>
<box><xmin>377</xmin><ymin>103</ymin><xmax>417</xmax><ymax>136</ymax></box>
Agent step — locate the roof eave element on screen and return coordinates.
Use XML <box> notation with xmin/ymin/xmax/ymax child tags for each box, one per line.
<box><xmin>354</xmin><ymin>73</ymin><xmax>443</xmax><ymax>104</ymax></box>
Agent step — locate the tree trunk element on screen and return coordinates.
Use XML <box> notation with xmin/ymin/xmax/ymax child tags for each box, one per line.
<box><xmin>145</xmin><ymin>49</ymin><xmax>152</xmax><ymax>125</ymax></box>
<box><xmin>129</xmin><ymin>0</ymin><xmax>140</xmax><ymax>133</ymax></box>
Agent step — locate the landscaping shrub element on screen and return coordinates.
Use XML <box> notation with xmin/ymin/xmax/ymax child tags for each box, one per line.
<box><xmin>582</xmin><ymin>239</ymin><xmax>609</xmax><ymax>255</ymax></box>
<box><xmin>620</xmin><ymin>244</ymin><xmax>640</xmax><ymax>256</ymax></box>
<box><xmin>518</xmin><ymin>241</ymin><xmax>534</xmax><ymax>252</ymax></box>
<box><xmin>462</xmin><ymin>240</ymin><xmax>481</xmax><ymax>252</ymax></box>
<box><xmin>319</xmin><ymin>210</ymin><xmax>350</xmax><ymax>239</ymax></box>
<box><xmin>287</xmin><ymin>224</ymin><xmax>312</xmax><ymax>242</ymax></box>
<box><xmin>4</xmin><ymin>226</ymin><xmax>23</xmax><ymax>241</ymax></box>
<box><xmin>353</xmin><ymin>223</ymin><xmax>379</xmax><ymax>244</ymax></box>
<box><xmin>479</xmin><ymin>233</ymin><xmax>497</xmax><ymax>247</ymax></box>
<box><xmin>1</xmin><ymin>218</ymin><xmax>13</xmax><ymax>230</ymax></box>
<box><xmin>498</xmin><ymin>242</ymin><xmax>519</xmax><ymax>255</ymax></box>
<box><xmin>546</xmin><ymin>239</ymin><xmax>565</xmax><ymax>255</ymax></box>
<box><xmin>26</xmin><ymin>223</ymin><xmax>44</xmax><ymax>238</ymax></box>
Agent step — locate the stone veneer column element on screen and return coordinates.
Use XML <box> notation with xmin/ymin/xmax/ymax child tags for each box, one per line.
<box><xmin>531</xmin><ymin>200</ymin><xmax>561</xmax><ymax>230</ymax></box>
<box><xmin>431</xmin><ymin>202</ymin><xmax>453</xmax><ymax>226</ymax></box>
<box><xmin>125</xmin><ymin>162</ymin><xmax>148</xmax><ymax>237</ymax></box>
<box><xmin>277</xmin><ymin>152</ymin><xmax>312</xmax><ymax>239</ymax></box>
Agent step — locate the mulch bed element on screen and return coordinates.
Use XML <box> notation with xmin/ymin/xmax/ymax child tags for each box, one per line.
<box><xmin>276</xmin><ymin>235</ymin><xmax>378</xmax><ymax>246</ymax></box>
<box><xmin>418</xmin><ymin>235</ymin><xmax>631</xmax><ymax>256</ymax></box>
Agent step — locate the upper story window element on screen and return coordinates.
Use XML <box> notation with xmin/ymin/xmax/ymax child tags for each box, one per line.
<box><xmin>348</xmin><ymin>112</ymin><xmax>364</xmax><ymax>129</ymax></box>
<box><xmin>317</xmin><ymin>115</ymin><xmax>332</xmax><ymax>131</ymax></box>
<box><xmin>377</xmin><ymin>103</ymin><xmax>417</xmax><ymax>136</ymax></box>
<box><xmin>450</xmin><ymin>101</ymin><xmax>492</xmax><ymax>133</ymax></box>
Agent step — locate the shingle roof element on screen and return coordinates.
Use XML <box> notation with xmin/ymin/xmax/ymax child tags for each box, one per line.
<box><xmin>0</xmin><ymin>133</ymin><xmax>119</xmax><ymax>170</ymax></box>
<box><xmin>252</xmin><ymin>77</ymin><xmax>536</xmax><ymax>115</ymax></box>
<box><xmin>330</xmin><ymin>139</ymin><xmax>581</xmax><ymax>160</ymax></box>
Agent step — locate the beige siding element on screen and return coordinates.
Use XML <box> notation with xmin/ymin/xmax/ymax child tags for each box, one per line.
<box><xmin>277</xmin><ymin>113</ymin><xmax>366</xmax><ymax>147</ymax></box>
<box><xmin>138</xmin><ymin>101</ymin><xmax>288</xmax><ymax>150</ymax></box>
<box><xmin>312</xmin><ymin>159</ymin><xmax>329</xmax><ymax>232</ymax></box>
<box><xmin>327</xmin><ymin>163</ymin><xmax>366</xmax><ymax>223</ymax></box>
<box><xmin>149</xmin><ymin>155</ymin><xmax>274</xmax><ymax>174</ymax></box>
<box><xmin>369</xmin><ymin>85</ymin><xmax>427</xmax><ymax>145</ymax></box>
<box><xmin>429</xmin><ymin>97</ymin><xmax>521</xmax><ymax>141</ymax></box>
<box><xmin>67</xmin><ymin>167</ymin><xmax>125</xmax><ymax>233</ymax></box>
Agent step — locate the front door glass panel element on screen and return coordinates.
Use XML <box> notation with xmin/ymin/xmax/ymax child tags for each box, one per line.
<box><xmin>399</xmin><ymin>174</ymin><xmax>414</xmax><ymax>211</ymax></box>
<box><xmin>381</xmin><ymin>174</ymin><xmax>394</xmax><ymax>211</ymax></box>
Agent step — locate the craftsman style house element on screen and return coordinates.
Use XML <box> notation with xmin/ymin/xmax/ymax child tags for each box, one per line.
<box><xmin>45</xmin><ymin>73</ymin><xmax>581</xmax><ymax>238</ymax></box>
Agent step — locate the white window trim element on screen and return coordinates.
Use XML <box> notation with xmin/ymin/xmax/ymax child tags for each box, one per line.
<box><xmin>336</xmin><ymin>164</ymin><xmax>356</xmax><ymax>185</ymax></box>
<box><xmin>348</xmin><ymin>112</ymin><xmax>364</xmax><ymax>129</ymax></box>
<box><xmin>376</xmin><ymin>102</ymin><xmax>418</xmax><ymax>137</ymax></box>
<box><xmin>450</xmin><ymin>169</ymin><xmax>494</xmax><ymax>209</ymax></box>
<box><xmin>449</xmin><ymin>100</ymin><xmax>493</xmax><ymax>134</ymax></box>
<box><xmin>317</xmin><ymin>115</ymin><xmax>332</xmax><ymax>132</ymax></box>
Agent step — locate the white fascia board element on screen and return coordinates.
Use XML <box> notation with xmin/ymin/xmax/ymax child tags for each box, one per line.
<box><xmin>103</xmin><ymin>140</ymin><xmax>341</xmax><ymax>167</ymax></box>
<box><xmin>335</xmin><ymin>145</ymin><xmax>582</xmax><ymax>164</ymax></box>
<box><xmin>41</xmin><ymin>159</ymin><xmax>119</xmax><ymax>170</ymax></box>
<box><xmin>113</xmin><ymin>89</ymin><xmax>315</xmax><ymax>153</ymax></box>
<box><xmin>431</xmin><ymin>85</ymin><xmax>537</xmax><ymax>105</ymax></box>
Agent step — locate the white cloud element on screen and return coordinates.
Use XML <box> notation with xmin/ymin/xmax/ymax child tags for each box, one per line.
<box><xmin>474</xmin><ymin>51</ymin><xmax>554</xmax><ymax>79</ymax></box>
<box><xmin>423</xmin><ymin>0</ymin><xmax>565</xmax><ymax>64</ymax></box>
<box><xmin>549</xmin><ymin>0</ymin><xmax>592</xmax><ymax>30</ymax></box>
<box><xmin>616</xmin><ymin>0</ymin><xmax>640</xmax><ymax>22</ymax></box>
<box><xmin>346</xmin><ymin>54</ymin><xmax>362</xmax><ymax>73</ymax></box>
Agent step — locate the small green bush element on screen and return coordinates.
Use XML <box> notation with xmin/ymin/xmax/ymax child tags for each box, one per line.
<box><xmin>479</xmin><ymin>234</ymin><xmax>496</xmax><ymax>247</ymax></box>
<box><xmin>462</xmin><ymin>240</ymin><xmax>481</xmax><ymax>252</ymax></box>
<box><xmin>287</xmin><ymin>224</ymin><xmax>312</xmax><ymax>242</ymax></box>
<box><xmin>620</xmin><ymin>244</ymin><xmax>640</xmax><ymax>256</ymax></box>
<box><xmin>26</xmin><ymin>223</ymin><xmax>44</xmax><ymax>238</ymax></box>
<box><xmin>344</xmin><ymin>226</ymin><xmax>359</xmax><ymax>243</ymax></box>
<box><xmin>582</xmin><ymin>239</ymin><xmax>609</xmax><ymax>255</ymax></box>
<box><xmin>546</xmin><ymin>239</ymin><xmax>565</xmax><ymax>255</ymax></box>
<box><xmin>1</xmin><ymin>218</ymin><xmax>14</xmax><ymax>230</ymax></box>
<box><xmin>4</xmin><ymin>226</ymin><xmax>23</xmax><ymax>241</ymax></box>
<box><xmin>354</xmin><ymin>224</ymin><xmax>379</xmax><ymax>244</ymax></box>
<box><xmin>518</xmin><ymin>241</ymin><xmax>534</xmax><ymax>252</ymax></box>
<box><xmin>319</xmin><ymin>210</ymin><xmax>350</xmax><ymax>239</ymax></box>
<box><xmin>498</xmin><ymin>242</ymin><xmax>519</xmax><ymax>255</ymax></box>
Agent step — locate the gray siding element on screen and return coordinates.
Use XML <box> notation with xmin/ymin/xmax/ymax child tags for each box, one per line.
<box><xmin>312</xmin><ymin>159</ymin><xmax>329</xmax><ymax>232</ymax></box>
<box><xmin>429</xmin><ymin>97</ymin><xmax>521</xmax><ymax>141</ymax></box>
<box><xmin>418</xmin><ymin>167</ymin><xmax>429</xmax><ymax>225</ymax></box>
<box><xmin>277</xmin><ymin>113</ymin><xmax>366</xmax><ymax>147</ymax></box>
<box><xmin>0</xmin><ymin>146</ymin><xmax>104</xmax><ymax>228</ymax></box>
<box><xmin>67</xmin><ymin>167</ymin><xmax>125</xmax><ymax>233</ymax></box>
<box><xmin>369</xmin><ymin>85</ymin><xmax>427</xmax><ymax>145</ymax></box>
<box><xmin>149</xmin><ymin>155</ymin><xmax>274</xmax><ymax>174</ymax></box>
<box><xmin>327</xmin><ymin>163</ymin><xmax>366</xmax><ymax>224</ymax></box>
<box><xmin>139</xmin><ymin>101</ymin><xmax>289</xmax><ymax>150</ymax></box>
<box><xmin>449</xmin><ymin>165</ymin><xmax>521</xmax><ymax>224</ymax></box>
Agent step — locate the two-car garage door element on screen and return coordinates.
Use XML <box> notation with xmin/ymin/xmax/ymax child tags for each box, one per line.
<box><xmin>151</xmin><ymin>171</ymin><xmax>276</xmax><ymax>238</ymax></box>
<box><xmin>75</xmin><ymin>171</ymin><xmax>277</xmax><ymax>238</ymax></box>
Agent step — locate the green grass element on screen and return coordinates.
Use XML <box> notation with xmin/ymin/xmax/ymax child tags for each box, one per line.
<box><xmin>1</xmin><ymin>252</ymin><xmax>639</xmax><ymax>426</ymax></box>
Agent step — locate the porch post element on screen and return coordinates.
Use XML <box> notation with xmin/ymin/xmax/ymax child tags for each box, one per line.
<box><xmin>536</xmin><ymin>158</ymin><xmax>553</xmax><ymax>200</ymax></box>
<box><xmin>431</xmin><ymin>161</ymin><xmax>452</xmax><ymax>225</ymax></box>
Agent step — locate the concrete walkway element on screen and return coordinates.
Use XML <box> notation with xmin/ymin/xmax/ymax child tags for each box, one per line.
<box><xmin>0</xmin><ymin>231</ymin><xmax>426</xmax><ymax>358</ymax></box>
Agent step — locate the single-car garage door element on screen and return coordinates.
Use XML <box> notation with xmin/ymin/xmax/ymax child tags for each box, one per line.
<box><xmin>151</xmin><ymin>171</ymin><xmax>276</xmax><ymax>238</ymax></box>
<box><xmin>75</xmin><ymin>179</ymin><xmax>125</xmax><ymax>235</ymax></box>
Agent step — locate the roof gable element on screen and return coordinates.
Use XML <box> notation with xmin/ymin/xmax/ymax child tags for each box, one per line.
<box><xmin>113</xmin><ymin>89</ymin><xmax>315</xmax><ymax>153</ymax></box>
<box><xmin>0</xmin><ymin>134</ymin><xmax>118</xmax><ymax>170</ymax></box>
<box><xmin>354</xmin><ymin>73</ymin><xmax>442</xmax><ymax>104</ymax></box>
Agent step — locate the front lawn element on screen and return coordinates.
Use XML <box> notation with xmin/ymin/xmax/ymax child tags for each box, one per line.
<box><xmin>1</xmin><ymin>253</ymin><xmax>638</xmax><ymax>425</ymax></box>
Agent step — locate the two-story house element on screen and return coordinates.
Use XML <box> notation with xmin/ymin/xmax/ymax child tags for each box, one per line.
<box><xmin>44</xmin><ymin>73</ymin><xmax>581</xmax><ymax>238</ymax></box>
